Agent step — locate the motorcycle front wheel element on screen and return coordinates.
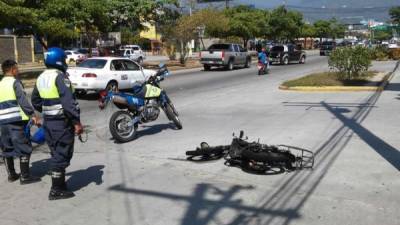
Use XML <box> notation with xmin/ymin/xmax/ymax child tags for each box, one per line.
<box><xmin>109</xmin><ymin>110</ymin><xmax>138</xmax><ymax>143</ymax></box>
<box><xmin>164</xmin><ymin>102</ymin><xmax>183</xmax><ymax>129</ymax></box>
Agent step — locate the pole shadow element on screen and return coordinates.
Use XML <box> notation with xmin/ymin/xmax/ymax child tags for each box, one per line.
<box><xmin>108</xmin><ymin>183</ymin><xmax>300</xmax><ymax>225</ymax></box>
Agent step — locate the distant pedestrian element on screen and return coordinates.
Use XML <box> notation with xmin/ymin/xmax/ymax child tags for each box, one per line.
<box><xmin>0</xmin><ymin>59</ymin><xmax>41</xmax><ymax>184</ymax></box>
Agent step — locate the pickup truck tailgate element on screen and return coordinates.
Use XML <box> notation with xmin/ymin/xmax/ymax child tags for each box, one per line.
<box><xmin>200</xmin><ymin>51</ymin><xmax>224</xmax><ymax>64</ymax></box>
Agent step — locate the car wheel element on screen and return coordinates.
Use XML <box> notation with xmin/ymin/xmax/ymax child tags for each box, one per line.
<box><xmin>282</xmin><ymin>57</ymin><xmax>289</xmax><ymax>65</ymax></box>
<box><xmin>227</xmin><ymin>60</ymin><xmax>234</xmax><ymax>70</ymax></box>
<box><xmin>299</xmin><ymin>55</ymin><xmax>306</xmax><ymax>64</ymax></box>
<box><xmin>75</xmin><ymin>90</ymin><xmax>87</xmax><ymax>98</ymax></box>
<box><xmin>204</xmin><ymin>64</ymin><xmax>211</xmax><ymax>71</ymax></box>
<box><xmin>244</xmin><ymin>58</ymin><xmax>251</xmax><ymax>68</ymax></box>
<box><xmin>106</xmin><ymin>81</ymin><xmax>118</xmax><ymax>92</ymax></box>
<box><xmin>137</xmin><ymin>57</ymin><xmax>143</xmax><ymax>65</ymax></box>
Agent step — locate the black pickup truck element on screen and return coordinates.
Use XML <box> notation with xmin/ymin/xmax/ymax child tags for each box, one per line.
<box><xmin>269</xmin><ymin>44</ymin><xmax>306</xmax><ymax>65</ymax></box>
<box><xmin>320</xmin><ymin>41</ymin><xmax>336</xmax><ymax>56</ymax></box>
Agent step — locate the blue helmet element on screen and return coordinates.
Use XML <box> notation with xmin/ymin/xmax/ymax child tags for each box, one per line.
<box><xmin>45</xmin><ymin>47</ymin><xmax>67</xmax><ymax>72</ymax></box>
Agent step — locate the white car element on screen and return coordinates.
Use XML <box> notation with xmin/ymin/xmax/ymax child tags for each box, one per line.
<box><xmin>67</xmin><ymin>57</ymin><xmax>156</xmax><ymax>95</ymax></box>
<box><xmin>117</xmin><ymin>49</ymin><xmax>146</xmax><ymax>64</ymax></box>
<box><xmin>65</xmin><ymin>50</ymin><xmax>86</xmax><ymax>63</ymax></box>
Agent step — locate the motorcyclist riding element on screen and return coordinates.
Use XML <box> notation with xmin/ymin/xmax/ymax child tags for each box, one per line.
<box><xmin>257</xmin><ymin>48</ymin><xmax>269</xmax><ymax>74</ymax></box>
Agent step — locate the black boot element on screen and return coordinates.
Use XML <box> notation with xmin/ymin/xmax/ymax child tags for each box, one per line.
<box><xmin>19</xmin><ymin>155</ymin><xmax>41</xmax><ymax>185</ymax></box>
<box><xmin>3</xmin><ymin>157</ymin><xmax>20</xmax><ymax>182</ymax></box>
<box><xmin>49</xmin><ymin>169</ymin><xmax>75</xmax><ymax>200</ymax></box>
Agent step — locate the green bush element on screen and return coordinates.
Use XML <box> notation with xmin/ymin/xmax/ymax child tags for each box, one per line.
<box><xmin>371</xmin><ymin>46</ymin><xmax>389</xmax><ymax>61</ymax></box>
<box><xmin>328</xmin><ymin>46</ymin><xmax>372</xmax><ymax>80</ymax></box>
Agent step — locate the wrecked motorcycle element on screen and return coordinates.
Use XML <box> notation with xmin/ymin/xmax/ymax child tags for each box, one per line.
<box><xmin>99</xmin><ymin>64</ymin><xmax>182</xmax><ymax>143</ymax></box>
<box><xmin>186</xmin><ymin>131</ymin><xmax>314</xmax><ymax>174</ymax></box>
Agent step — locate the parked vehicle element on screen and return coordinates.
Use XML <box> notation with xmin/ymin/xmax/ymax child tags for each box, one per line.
<box><xmin>77</xmin><ymin>48</ymin><xmax>100</xmax><ymax>57</ymax></box>
<box><xmin>185</xmin><ymin>131</ymin><xmax>314</xmax><ymax>174</ymax></box>
<box><xmin>67</xmin><ymin>57</ymin><xmax>155</xmax><ymax>96</ymax></box>
<box><xmin>200</xmin><ymin>43</ymin><xmax>252</xmax><ymax>71</ymax></box>
<box><xmin>117</xmin><ymin>48</ymin><xmax>145</xmax><ymax>64</ymax></box>
<box><xmin>269</xmin><ymin>44</ymin><xmax>306</xmax><ymax>65</ymax></box>
<box><xmin>98</xmin><ymin>64</ymin><xmax>182</xmax><ymax>143</ymax></box>
<box><xmin>320</xmin><ymin>41</ymin><xmax>336</xmax><ymax>56</ymax></box>
<box><xmin>65</xmin><ymin>50</ymin><xmax>86</xmax><ymax>64</ymax></box>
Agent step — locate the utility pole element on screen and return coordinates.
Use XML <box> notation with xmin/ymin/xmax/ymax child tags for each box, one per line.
<box><xmin>225</xmin><ymin>0</ymin><xmax>229</xmax><ymax>9</ymax></box>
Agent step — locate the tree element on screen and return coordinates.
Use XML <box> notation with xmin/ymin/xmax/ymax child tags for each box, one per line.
<box><xmin>268</xmin><ymin>6</ymin><xmax>303</xmax><ymax>42</ymax></box>
<box><xmin>390</xmin><ymin>6</ymin><xmax>400</xmax><ymax>24</ymax></box>
<box><xmin>373</xmin><ymin>30</ymin><xmax>392</xmax><ymax>41</ymax></box>
<box><xmin>224</xmin><ymin>6</ymin><xmax>269</xmax><ymax>47</ymax></box>
<box><xmin>159</xmin><ymin>8</ymin><xmax>230</xmax><ymax>64</ymax></box>
<box><xmin>329</xmin><ymin>18</ymin><xmax>345</xmax><ymax>40</ymax></box>
<box><xmin>300</xmin><ymin>23</ymin><xmax>316</xmax><ymax>49</ymax></box>
<box><xmin>108</xmin><ymin>0</ymin><xmax>178</xmax><ymax>31</ymax></box>
<box><xmin>0</xmin><ymin>0</ymin><xmax>177</xmax><ymax>49</ymax></box>
<box><xmin>0</xmin><ymin>0</ymin><xmax>77</xmax><ymax>47</ymax></box>
<box><xmin>313</xmin><ymin>18</ymin><xmax>345</xmax><ymax>42</ymax></box>
<box><xmin>313</xmin><ymin>20</ymin><xmax>331</xmax><ymax>43</ymax></box>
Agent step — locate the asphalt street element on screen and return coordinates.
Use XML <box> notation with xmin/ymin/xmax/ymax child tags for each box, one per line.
<box><xmin>1</xmin><ymin>55</ymin><xmax>399</xmax><ymax>225</ymax></box>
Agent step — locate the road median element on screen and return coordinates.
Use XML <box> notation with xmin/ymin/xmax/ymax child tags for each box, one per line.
<box><xmin>279</xmin><ymin>61</ymin><xmax>400</xmax><ymax>92</ymax></box>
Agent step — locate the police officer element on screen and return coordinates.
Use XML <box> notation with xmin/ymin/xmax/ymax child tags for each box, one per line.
<box><xmin>0</xmin><ymin>59</ymin><xmax>41</xmax><ymax>184</ymax></box>
<box><xmin>31</xmin><ymin>48</ymin><xmax>83</xmax><ymax>200</ymax></box>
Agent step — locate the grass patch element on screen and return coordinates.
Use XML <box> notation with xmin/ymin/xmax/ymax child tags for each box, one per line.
<box><xmin>282</xmin><ymin>71</ymin><xmax>379</xmax><ymax>87</ymax></box>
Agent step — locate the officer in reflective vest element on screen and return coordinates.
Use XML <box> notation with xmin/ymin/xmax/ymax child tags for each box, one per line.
<box><xmin>0</xmin><ymin>59</ymin><xmax>41</xmax><ymax>184</ymax></box>
<box><xmin>31</xmin><ymin>47</ymin><xmax>83</xmax><ymax>200</ymax></box>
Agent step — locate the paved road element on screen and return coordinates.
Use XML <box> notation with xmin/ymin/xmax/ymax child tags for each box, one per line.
<box><xmin>1</xmin><ymin>55</ymin><xmax>399</xmax><ymax>225</ymax></box>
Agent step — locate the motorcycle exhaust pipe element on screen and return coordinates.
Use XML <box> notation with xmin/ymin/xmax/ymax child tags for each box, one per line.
<box><xmin>112</xmin><ymin>95</ymin><xmax>128</xmax><ymax>105</ymax></box>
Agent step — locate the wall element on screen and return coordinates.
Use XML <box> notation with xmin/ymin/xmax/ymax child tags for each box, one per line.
<box><xmin>0</xmin><ymin>35</ymin><xmax>34</xmax><ymax>64</ymax></box>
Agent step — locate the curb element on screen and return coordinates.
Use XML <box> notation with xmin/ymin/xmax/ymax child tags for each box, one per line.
<box><xmin>279</xmin><ymin>61</ymin><xmax>400</xmax><ymax>92</ymax></box>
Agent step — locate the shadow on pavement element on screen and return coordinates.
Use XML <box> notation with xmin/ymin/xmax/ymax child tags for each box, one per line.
<box><xmin>138</xmin><ymin>123</ymin><xmax>178</xmax><ymax>137</ymax></box>
<box><xmin>108</xmin><ymin>183</ymin><xmax>300</xmax><ymax>225</ymax></box>
<box><xmin>106</xmin><ymin>89</ymin><xmax>396</xmax><ymax>225</ymax></box>
<box><xmin>384</xmin><ymin>83</ymin><xmax>400</xmax><ymax>92</ymax></box>
<box><xmin>66</xmin><ymin>165</ymin><xmax>104</xmax><ymax>192</ymax></box>
<box><xmin>31</xmin><ymin>158</ymin><xmax>51</xmax><ymax>178</ymax></box>
<box><xmin>76</xmin><ymin>93</ymin><xmax>99</xmax><ymax>101</ymax></box>
<box><xmin>113</xmin><ymin>123</ymin><xmax>176</xmax><ymax>144</ymax></box>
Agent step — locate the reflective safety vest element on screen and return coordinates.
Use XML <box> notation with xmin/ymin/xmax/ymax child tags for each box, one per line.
<box><xmin>36</xmin><ymin>70</ymin><xmax>64</xmax><ymax>119</ymax></box>
<box><xmin>0</xmin><ymin>77</ymin><xmax>29</xmax><ymax>125</ymax></box>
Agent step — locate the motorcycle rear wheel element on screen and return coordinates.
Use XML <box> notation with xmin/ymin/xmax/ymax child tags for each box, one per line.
<box><xmin>109</xmin><ymin>110</ymin><xmax>138</xmax><ymax>143</ymax></box>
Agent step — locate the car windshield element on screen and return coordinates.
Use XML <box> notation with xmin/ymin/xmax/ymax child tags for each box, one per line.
<box><xmin>271</xmin><ymin>46</ymin><xmax>284</xmax><ymax>52</ymax></box>
<box><xmin>132</xmin><ymin>47</ymin><xmax>139</xmax><ymax>50</ymax></box>
<box><xmin>77</xmin><ymin>59</ymin><xmax>107</xmax><ymax>69</ymax></box>
<box><xmin>208</xmin><ymin>44</ymin><xmax>231</xmax><ymax>50</ymax></box>
<box><xmin>73</xmin><ymin>51</ymin><xmax>80</xmax><ymax>54</ymax></box>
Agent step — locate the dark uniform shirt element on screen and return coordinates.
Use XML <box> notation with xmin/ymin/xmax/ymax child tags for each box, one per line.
<box><xmin>31</xmin><ymin>71</ymin><xmax>80</xmax><ymax>125</ymax></box>
<box><xmin>14</xmin><ymin>79</ymin><xmax>35</xmax><ymax>117</ymax></box>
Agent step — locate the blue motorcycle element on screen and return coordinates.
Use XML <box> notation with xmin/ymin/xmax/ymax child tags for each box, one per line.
<box><xmin>99</xmin><ymin>64</ymin><xmax>182</xmax><ymax>143</ymax></box>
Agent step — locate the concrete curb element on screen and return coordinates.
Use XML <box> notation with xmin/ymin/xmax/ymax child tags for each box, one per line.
<box><xmin>279</xmin><ymin>61</ymin><xmax>400</xmax><ymax>92</ymax></box>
